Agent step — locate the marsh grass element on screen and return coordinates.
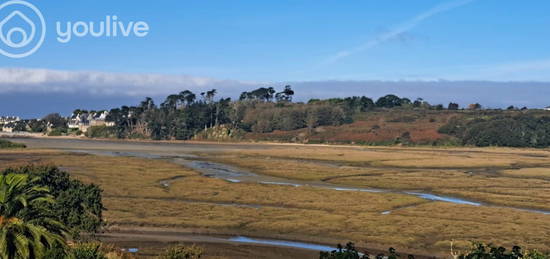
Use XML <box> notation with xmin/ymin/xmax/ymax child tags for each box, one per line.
<box><xmin>2</xmin><ymin>147</ymin><xmax>550</xmax><ymax>255</ymax></box>
<box><xmin>209</xmin><ymin>147</ymin><xmax>550</xmax><ymax>211</ymax></box>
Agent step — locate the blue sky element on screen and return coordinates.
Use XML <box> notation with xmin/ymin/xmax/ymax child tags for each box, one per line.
<box><xmin>1</xmin><ymin>0</ymin><xmax>550</xmax><ymax>117</ymax></box>
<box><xmin>2</xmin><ymin>0</ymin><xmax>550</xmax><ymax>81</ymax></box>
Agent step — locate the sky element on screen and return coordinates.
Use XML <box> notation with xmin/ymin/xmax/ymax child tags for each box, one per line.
<box><xmin>1</xmin><ymin>0</ymin><xmax>550</xmax><ymax>117</ymax></box>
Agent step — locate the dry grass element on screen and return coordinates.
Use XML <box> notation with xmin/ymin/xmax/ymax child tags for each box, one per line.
<box><xmin>208</xmin><ymin>147</ymin><xmax>550</xmax><ymax>210</ymax></box>
<box><xmin>327</xmin><ymin>173</ymin><xmax>550</xmax><ymax>210</ymax></box>
<box><xmin>2</xmin><ymin>146</ymin><xmax>550</xmax><ymax>256</ymax></box>
<box><xmin>209</xmin><ymin>155</ymin><xmax>372</xmax><ymax>181</ymax></box>
<box><xmin>218</xmin><ymin>145</ymin><xmax>550</xmax><ymax>168</ymax></box>
<box><xmin>501</xmin><ymin>168</ymin><xmax>550</xmax><ymax>178</ymax></box>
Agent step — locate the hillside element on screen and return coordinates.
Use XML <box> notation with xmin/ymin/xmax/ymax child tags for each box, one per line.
<box><xmin>242</xmin><ymin>110</ymin><xmax>455</xmax><ymax>145</ymax></box>
<box><xmin>198</xmin><ymin>108</ymin><xmax>550</xmax><ymax>147</ymax></box>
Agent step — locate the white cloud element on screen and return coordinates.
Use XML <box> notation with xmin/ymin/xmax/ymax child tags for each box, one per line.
<box><xmin>1</xmin><ymin>67</ymin><xmax>550</xmax><ymax>111</ymax></box>
<box><xmin>0</xmin><ymin>67</ymin><xmax>259</xmax><ymax>97</ymax></box>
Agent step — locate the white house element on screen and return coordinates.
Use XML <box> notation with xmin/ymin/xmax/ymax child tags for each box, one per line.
<box><xmin>1</xmin><ymin>123</ymin><xmax>16</xmax><ymax>133</ymax></box>
<box><xmin>0</xmin><ymin>116</ymin><xmax>20</xmax><ymax>124</ymax></box>
<box><xmin>68</xmin><ymin>111</ymin><xmax>113</xmax><ymax>132</ymax></box>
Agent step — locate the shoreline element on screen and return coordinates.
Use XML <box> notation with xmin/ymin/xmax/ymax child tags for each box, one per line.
<box><xmin>3</xmin><ymin>132</ymin><xmax>550</xmax><ymax>153</ymax></box>
<box><xmin>101</xmin><ymin>226</ymin><xmax>439</xmax><ymax>258</ymax></box>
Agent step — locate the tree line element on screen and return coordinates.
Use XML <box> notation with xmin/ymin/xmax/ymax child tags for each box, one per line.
<box><xmin>439</xmin><ymin>113</ymin><xmax>550</xmax><ymax>148</ymax></box>
<box><xmin>81</xmin><ymin>90</ymin><xmax>550</xmax><ymax>148</ymax></box>
<box><xmin>88</xmin><ymin>86</ymin><xmax>464</xmax><ymax>140</ymax></box>
<box><xmin>8</xmin><ymin>85</ymin><xmax>550</xmax><ymax>148</ymax></box>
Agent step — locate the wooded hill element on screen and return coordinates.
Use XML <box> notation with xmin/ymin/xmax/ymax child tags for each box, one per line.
<box><xmin>65</xmin><ymin>86</ymin><xmax>550</xmax><ymax>148</ymax></box>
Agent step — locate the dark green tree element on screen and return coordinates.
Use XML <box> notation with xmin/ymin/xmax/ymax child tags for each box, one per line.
<box><xmin>0</xmin><ymin>174</ymin><xmax>68</xmax><ymax>258</ymax></box>
<box><xmin>375</xmin><ymin>94</ymin><xmax>404</xmax><ymax>108</ymax></box>
<box><xmin>1</xmin><ymin>166</ymin><xmax>104</xmax><ymax>236</ymax></box>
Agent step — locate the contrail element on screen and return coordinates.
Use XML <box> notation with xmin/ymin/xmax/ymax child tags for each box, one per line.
<box><xmin>319</xmin><ymin>0</ymin><xmax>475</xmax><ymax>66</ymax></box>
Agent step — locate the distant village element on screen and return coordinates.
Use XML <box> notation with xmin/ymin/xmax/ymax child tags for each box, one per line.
<box><xmin>0</xmin><ymin>111</ymin><xmax>114</xmax><ymax>135</ymax></box>
<box><xmin>68</xmin><ymin>111</ymin><xmax>115</xmax><ymax>131</ymax></box>
<box><xmin>0</xmin><ymin>116</ymin><xmax>21</xmax><ymax>133</ymax></box>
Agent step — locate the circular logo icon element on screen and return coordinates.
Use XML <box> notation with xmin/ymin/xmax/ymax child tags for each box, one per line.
<box><xmin>0</xmin><ymin>0</ymin><xmax>45</xmax><ymax>58</ymax></box>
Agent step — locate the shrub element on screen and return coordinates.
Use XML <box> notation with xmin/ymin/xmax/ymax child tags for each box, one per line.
<box><xmin>48</xmin><ymin>129</ymin><xmax>65</xmax><ymax>136</ymax></box>
<box><xmin>86</xmin><ymin>126</ymin><xmax>116</xmax><ymax>138</ymax></box>
<box><xmin>1</xmin><ymin>166</ymin><xmax>104</xmax><ymax>237</ymax></box>
<box><xmin>321</xmin><ymin>242</ymin><xmax>549</xmax><ymax>259</ymax></box>
<box><xmin>525</xmin><ymin>250</ymin><xmax>550</xmax><ymax>259</ymax></box>
<box><xmin>159</xmin><ymin>244</ymin><xmax>204</xmax><ymax>259</ymax></box>
<box><xmin>70</xmin><ymin>242</ymin><xmax>136</xmax><ymax>259</ymax></box>
<box><xmin>320</xmin><ymin>243</ymin><xmax>408</xmax><ymax>259</ymax></box>
<box><xmin>459</xmin><ymin>243</ymin><xmax>549</xmax><ymax>259</ymax></box>
<box><xmin>0</xmin><ymin>139</ymin><xmax>26</xmax><ymax>149</ymax></box>
<box><xmin>72</xmin><ymin>242</ymin><xmax>107</xmax><ymax>259</ymax></box>
<box><xmin>388</xmin><ymin>116</ymin><xmax>417</xmax><ymax>123</ymax></box>
<box><xmin>43</xmin><ymin>244</ymin><xmax>70</xmax><ymax>259</ymax></box>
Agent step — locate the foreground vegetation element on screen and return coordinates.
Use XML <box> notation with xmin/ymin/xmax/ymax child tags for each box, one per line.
<box><xmin>0</xmin><ymin>173</ymin><xmax>66</xmax><ymax>258</ymax></box>
<box><xmin>158</xmin><ymin>244</ymin><xmax>203</xmax><ymax>259</ymax></box>
<box><xmin>0</xmin><ymin>165</ymin><xmax>104</xmax><ymax>258</ymax></box>
<box><xmin>320</xmin><ymin>242</ymin><xmax>549</xmax><ymax>259</ymax></box>
<box><xmin>0</xmin><ymin>164</ymin><xmax>209</xmax><ymax>258</ymax></box>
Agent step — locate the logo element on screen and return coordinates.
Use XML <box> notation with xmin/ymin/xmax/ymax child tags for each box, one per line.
<box><xmin>0</xmin><ymin>0</ymin><xmax>45</xmax><ymax>58</ymax></box>
<box><xmin>0</xmin><ymin>1</ymin><xmax>150</xmax><ymax>59</ymax></box>
<box><xmin>56</xmin><ymin>15</ymin><xmax>150</xmax><ymax>44</ymax></box>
